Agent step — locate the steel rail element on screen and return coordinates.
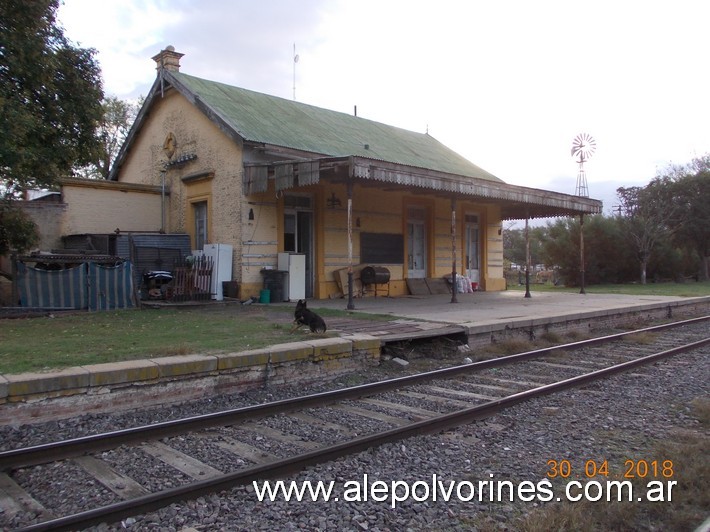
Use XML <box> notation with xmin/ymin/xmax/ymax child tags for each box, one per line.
<box><xmin>16</xmin><ymin>335</ymin><xmax>710</xmax><ymax>532</ymax></box>
<box><xmin>1</xmin><ymin>315</ymin><xmax>708</xmax><ymax>472</ymax></box>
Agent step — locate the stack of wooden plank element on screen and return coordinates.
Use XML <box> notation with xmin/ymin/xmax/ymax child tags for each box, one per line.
<box><xmin>406</xmin><ymin>277</ymin><xmax>451</xmax><ymax>296</ymax></box>
<box><xmin>332</xmin><ymin>265</ymin><xmax>365</xmax><ymax>298</ymax></box>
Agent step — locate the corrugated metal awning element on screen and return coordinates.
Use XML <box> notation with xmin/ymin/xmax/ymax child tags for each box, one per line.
<box><xmin>244</xmin><ymin>156</ymin><xmax>602</xmax><ymax>220</ymax></box>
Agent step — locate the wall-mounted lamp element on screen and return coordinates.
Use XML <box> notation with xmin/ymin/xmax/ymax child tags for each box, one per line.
<box><xmin>248</xmin><ymin>208</ymin><xmax>254</xmax><ymax>221</ymax></box>
<box><xmin>356</xmin><ymin>217</ymin><xmax>361</xmax><ymax>227</ymax></box>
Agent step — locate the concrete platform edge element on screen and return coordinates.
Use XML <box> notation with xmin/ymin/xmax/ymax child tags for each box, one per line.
<box><xmin>0</xmin><ymin>336</ymin><xmax>381</xmax><ymax>425</ymax></box>
<box><xmin>463</xmin><ymin>296</ymin><xmax>709</xmax><ymax>345</ymax></box>
<box><xmin>1</xmin><ymin>295</ymin><xmax>707</xmax><ymax>425</ymax></box>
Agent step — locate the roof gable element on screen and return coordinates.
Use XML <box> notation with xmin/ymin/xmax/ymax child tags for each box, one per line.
<box><xmin>167</xmin><ymin>72</ymin><xmax>502</xmax><ymax>183</ymax></box>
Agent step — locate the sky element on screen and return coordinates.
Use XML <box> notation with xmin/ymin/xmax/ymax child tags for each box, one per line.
<box><xmin>56</xmin><ymin>0</ymin><xmax>710</xmax><ymax>213</ymax></box>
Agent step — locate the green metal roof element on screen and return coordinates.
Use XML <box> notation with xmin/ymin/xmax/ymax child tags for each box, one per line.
<box><xmin>169</xmin><ymin>72</ymin><xmax>503</xmax><ymax>183</ymax></box>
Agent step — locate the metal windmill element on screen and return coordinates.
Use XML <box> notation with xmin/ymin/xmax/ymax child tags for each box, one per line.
<box><xmin>571</xmin><ymin>133</ymin><xmax>596</xmax><ymax>197</ymax></box>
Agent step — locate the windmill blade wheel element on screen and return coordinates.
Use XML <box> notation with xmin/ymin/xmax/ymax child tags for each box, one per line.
<box><xmin>571</xmin><ymin>133</ymin><xmax>596</xmax><ymax>160</ymax></box>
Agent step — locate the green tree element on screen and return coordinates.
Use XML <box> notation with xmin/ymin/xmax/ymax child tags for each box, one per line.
<box><xmin>658</xmin><ymin>156</ymin><xmax>710</xmax><ymax>280</ymax></box>
<box><xmin>615</xmin><ymin>181</ymin><xmax>677</xmax><ymax>284</ymax></box>
<box><xmin>542</xmin><ymin>217</ymin><xmax>579</xmax><ymax>285</ymax></box>
<box><xmin>75</xmin><ymin>96</ymin><xmax>140</xmax><ymax>179</ymax></box>
<box><xmin>542</xmin><ymin>215</ymin><xmax>635</xmax><ymax>286</ymax></box>
<box><xmin>0</xmin><ymin>199</ymin><xmax>38</xmax><ymax>255</ymax></box>
<box><xmin>583</xmin><ymin>215</ymin><xmax>636</xmax><ymax>283</ymax></box>
<box><xmin>0</xmin><ymin>0</ymin><xmax>103</xmax><ymax>251</ymax></box>
<box><xmin>503</xmin><ymin>225</ymin><xmax>546</xmax><ymax>268</ymax></box>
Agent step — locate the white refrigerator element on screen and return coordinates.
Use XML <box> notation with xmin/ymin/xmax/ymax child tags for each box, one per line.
<box><xmin>278</xmin><ymin>252</ymin><xmax>306</xmax><ymax>301</ymax></box>
<box><xmin>203</xmin><ymin>244</ymin><xmax>233</xmax><ymax>300</ymax></box>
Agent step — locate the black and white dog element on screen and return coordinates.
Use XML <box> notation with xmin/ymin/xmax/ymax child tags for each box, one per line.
<box><xmin>290</xmin><ymin>299</ymin><xmax>327</xmax><ymax>333</ymax></box>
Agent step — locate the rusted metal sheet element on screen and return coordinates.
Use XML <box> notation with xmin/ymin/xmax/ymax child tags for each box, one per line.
<box><xmin>361</xmin><ymin>159</ymin><xmax>601</xmax><ymax>217</ymax></box>
<box><xmin>244</xmin><ymin>165</ymin><xmax>268</xmax><ymax>194</ymax></box>
<box><xmin>244</xmin><ymin>156</ymin><xmax>602</xmax><ymax>219</ymax></box>
<box><xmin>274</xmin><ymin>163</ymin><xmax>294</xmax><ymax>191</ymax></box>
<box><xmin>298</xmin><ymin>161</ymin><xmax>320</xmax><ymax>186</ymax></box>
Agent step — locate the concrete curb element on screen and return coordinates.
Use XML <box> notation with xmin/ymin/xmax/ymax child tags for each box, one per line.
<box><xmin>461</xmin><ymin>297</ymin><xmax>710</xmax><ymax>347</ymax></box>
<box><xmin>1</xmin><ymin>294</ymin><xmax>707</xmax><ymax>425</ymax></box>
<box><xmin>0</xmin><ymin>336</ymin><xmax>381</xmax><ymax>425</ymax></box>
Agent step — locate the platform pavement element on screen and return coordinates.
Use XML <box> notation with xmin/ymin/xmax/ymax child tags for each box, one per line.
<box><xmin>2</xmin><ymin>291</ymin><xmax>707</xmax><ymax>422</ymax></box>
<box><xmin>306</xmin><ymin>290</ymin><xmax>710</xmax><ymax>332</ymax></box>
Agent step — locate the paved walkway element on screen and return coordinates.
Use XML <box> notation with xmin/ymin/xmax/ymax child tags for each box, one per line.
<box><xmin>305</xmin><ymin>291</ymin><xmax>709</xmax><ymax>341</ymax></box>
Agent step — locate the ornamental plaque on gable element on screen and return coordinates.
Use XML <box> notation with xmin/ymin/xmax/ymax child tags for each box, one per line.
<box><xmin>163</xmin><ymin>132</ymin><xmax>177</xmax><ymax>159</ymax></box>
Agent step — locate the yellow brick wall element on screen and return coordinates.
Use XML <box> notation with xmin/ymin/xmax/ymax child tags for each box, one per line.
<box><xmin>62</xmin><ymin>185</ymin><xmax>162</xmax><ymax>235</ymax></box>
<box><xmin>316</xmin><ymin>185</ymin><xmax>506</xmax><ymax>297</ymax></box>
<box><xmin>485</xmin><ymin>205</ymin><xmax>505</xmax><ymax>290</ymax></box>
<box><xmin>114</xmin><ymin>90</ymin><xmax>506</xmax><ymax>299</ymax></box>
<box><xmin>17</xmin><ymin>201</ymin><xmax>66</xmax><ymax>251</ymax></box>
<box><xmin>116</xmin><ymin>89</ymin><xmax>245</xmax><ymax>282</ymax></box>
<box><xmin>239</xmin><ymin>185</ymin><xmax>280</xmax><ymax>297</ymax></box>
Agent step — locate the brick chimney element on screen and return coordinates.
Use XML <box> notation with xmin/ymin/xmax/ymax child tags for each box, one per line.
<box><xmin>152</xmin><ymin>45</ymin><xmax>184</xmax><ymax>72</ymax></box>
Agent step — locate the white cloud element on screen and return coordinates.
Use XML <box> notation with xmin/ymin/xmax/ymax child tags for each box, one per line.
<box><xmin>57</xmin><ymin>0</ymin><xmax>710</xmax><ymax>193</ymax></box>
<box><xmin>58</xmin><ymin>0</ymin><xmax>182</xmax><ymax>94</ymax></box>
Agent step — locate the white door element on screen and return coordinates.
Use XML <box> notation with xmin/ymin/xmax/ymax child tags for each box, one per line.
<box><xmin>465</xmin><ymin>214</ymin><xmax>480</xmax><ymax>284</ymax></box>
<box><xmin>407</xmin><ymin>207</ymin><xmax>427</xmax><ymax>279</ymax></box>
<box><xmin>288</xmin><ymin>254</ymin><xmax>306</xmax><ymax>300</ymax></box>
<box><xmin>283</xmin><ymin>195</ymin><xmax>314</xmax><ymax>298</ymax></box>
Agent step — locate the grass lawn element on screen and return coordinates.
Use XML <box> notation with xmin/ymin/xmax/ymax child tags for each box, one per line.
<box><xmin>1</xmin><ymin>281</ymin><xmax>708</xmax><ymax>375</ymax></box>
<box><xmin>0</xmin><ymin>304</ymin><xmax>362</xmax><ymax>375</ymax></box>
<box><xmin>507</xmin><ymin>280</ymin><xmax>710</xmax><ymax>298</ymax></box>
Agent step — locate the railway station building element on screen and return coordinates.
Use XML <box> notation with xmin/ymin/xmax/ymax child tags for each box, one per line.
<box><xmin>24</xmin><ymin>47</ymin><xmax>603</xmax><ymax>302</ymax></box>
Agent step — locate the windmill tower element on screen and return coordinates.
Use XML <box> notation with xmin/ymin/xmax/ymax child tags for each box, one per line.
<box><xmin>571</xmin><ymin>133</ymin><xmax>596</xmax><ymax>197</ymax></box>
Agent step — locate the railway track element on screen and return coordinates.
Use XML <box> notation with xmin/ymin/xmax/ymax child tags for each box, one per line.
<box><xmin>1</xmin><ymin>316</ymin><xmax>708</xmax><ymax>531</ymax></box>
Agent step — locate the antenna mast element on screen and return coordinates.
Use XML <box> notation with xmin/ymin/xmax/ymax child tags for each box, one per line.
<box><xmin>293</xmin><ymin>43</ymin><xmax>299</xmax><ymax>101</ymax></box>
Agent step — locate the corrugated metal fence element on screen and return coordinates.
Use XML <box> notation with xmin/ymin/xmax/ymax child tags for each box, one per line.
<box><xmin>16</xmin><ymin>261</ymin><xmax>135</xmax><ymax>311</ymax></box>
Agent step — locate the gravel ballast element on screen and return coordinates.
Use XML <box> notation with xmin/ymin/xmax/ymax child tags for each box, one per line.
<box><xmin>0</xmin><ymin>342</ymin><xmax>707</xmax><ymax>531</ymax></box>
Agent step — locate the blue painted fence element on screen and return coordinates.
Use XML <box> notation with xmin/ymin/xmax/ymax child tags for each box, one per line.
<box><xmin>87</xmin><ymin>262</ymin><xmax>135</xmax><ymax>311</ymax></box>
<box><xmin>16</xmin><ymin>261</ymin><xmax>135</xmax><ymax>311</ymax></box>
